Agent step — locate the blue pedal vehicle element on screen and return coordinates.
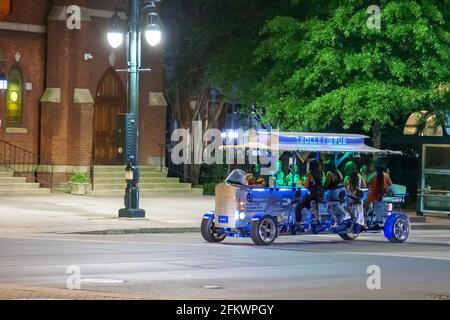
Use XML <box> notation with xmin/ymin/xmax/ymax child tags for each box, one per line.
<box><xmin>201</xmin><ymin>132</ymin><xmax>410</xmax><ymax>245</ymax></box>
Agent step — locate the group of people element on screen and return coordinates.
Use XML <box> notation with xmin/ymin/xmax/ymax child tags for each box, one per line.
<box><xmin>242</xmin><ymin>157</ymin><xmax>393</xmax><ymax>229</ymax></box>
<box><xmin>300</xmin><ymin>158</ymin><xmax>393</xmax><ymax>228</ymax></box>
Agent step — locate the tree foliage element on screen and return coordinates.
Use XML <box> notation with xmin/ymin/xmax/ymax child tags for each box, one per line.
<box><xmin>171</xmin><ymin>0</ymin><xmax>450</xmax><ymax>136</ymax></box>
<box><xmin>252</xmin><ymin>0</ymin><xmax>450</xmax><ymax>133</ymax></box>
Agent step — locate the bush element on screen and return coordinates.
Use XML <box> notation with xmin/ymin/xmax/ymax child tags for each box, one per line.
<box><xmin>197</xmin><ymin>164</ymin><xmax>229</xmax><ymax>195</ymax></box>
<box><xmin>193</xmin><ymin>182</ymin><xmax>217</xmax><ymax>196</ymax></box>
<box><xmin>70</xmin><ymin>171</ymin><xmax>87</xmax><ymax>184</ymax></box>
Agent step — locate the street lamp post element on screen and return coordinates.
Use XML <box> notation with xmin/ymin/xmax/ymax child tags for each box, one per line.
<box><xmin>0</xmin><ymin>49</ymin><xmax>7</xmax><ymax>91</ymax></box>
<box><xmin>107</xmin><ymin>0</ymin><xmax>162</xmax><ymax>218</ymax></box>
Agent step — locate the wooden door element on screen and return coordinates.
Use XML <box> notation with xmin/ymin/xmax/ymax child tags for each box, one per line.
<box><xmin>93</xmin><ymin>68</ymin><xmax>127</xmax><ymax>165</ymax></box>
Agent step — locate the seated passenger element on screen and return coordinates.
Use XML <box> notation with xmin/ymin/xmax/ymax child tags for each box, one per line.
<box><xmin>360</xmin><ymin>165</ymin><xmax>368</xmax><ymax>185</ymax></box>
<box><xmin>245</xmin><ymin>164</ymin><xmax>266</xmax><ymax>187</ymax></box>
<box><xmin>274</xmin><ymin>160</ymin><xmax>286</xmax><ymax>187</ymax></box>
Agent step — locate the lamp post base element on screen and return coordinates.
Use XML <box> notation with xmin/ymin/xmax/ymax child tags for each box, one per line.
<box><xmin>118</xmin><ymin>208</ymin><xmax>146</xmax><ymax>218</ymax></box>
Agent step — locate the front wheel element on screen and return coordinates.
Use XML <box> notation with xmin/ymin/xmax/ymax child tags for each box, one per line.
<box><xmin>250</xmin><ymin>215</ymin><xmax>278</xmax><ymax>245</ymax></box>
<box><xmin>386</xmin><ymin>215</ymin><xmax>410</xmax><ymax>243</ymax></box>
<box><xmin>201</xmin><ymin>217</ymin><xmax>226</xmax><ymax>243</ymax></box>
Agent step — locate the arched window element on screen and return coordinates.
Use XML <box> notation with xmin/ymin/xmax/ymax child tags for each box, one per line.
<box><xmin>6</xmin><ymin>65</ymin><xmax>24</xmax><ymax>127</ymax></box>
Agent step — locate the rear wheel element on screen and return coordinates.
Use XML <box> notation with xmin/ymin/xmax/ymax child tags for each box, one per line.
<box><xmin>251</xmin><ymin>215</ymin><xmax>278</xmax><ymax>245</ymax></box>
<box><xmin>201</xmin><ymin>217</ymin><xmax>226</xmax><ymax>243</ymax></box>
<box><xmin>387</xmin><ymin>215</ymin><xmax>410</xmax><ymax>243</ymax></box>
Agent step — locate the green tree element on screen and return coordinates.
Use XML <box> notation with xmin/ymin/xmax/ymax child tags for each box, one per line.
<box><xmin>163</xmin><ymin>0</ymin><xmax>290</xmax><ymax>107</ymax></box>
<box><xmin>162</xmin><ymin>0</ymin><xmax>289</xmax><ymax>182</ymax></box>
<box><xmin>251</xmin><ymin>0</ymin><xmax>450</xmax><ymax>146</ymax></box>
<box><xmin>164</xmin><ymin>0</ymin><xmax>450</xmax><ymax>153</ymax></box>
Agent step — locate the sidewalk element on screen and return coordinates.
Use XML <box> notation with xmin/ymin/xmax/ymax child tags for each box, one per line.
<box><xmin>0</xmin><ymin>194</ymin><xmax>448</xmax><ymax>236</ymax></box>
<box><xmin>410</xmin><ymin>214</ymin><xmax>450</xmax><ymax>230</ymax></box>
<box><xmin>0</xmin><ymin>194</ymin><xmax>214</xmax><ymax>236</ymax></box>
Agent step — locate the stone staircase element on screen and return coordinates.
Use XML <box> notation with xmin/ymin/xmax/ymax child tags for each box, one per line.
<box><xmin>90</xmin><ymin>165</ymin><xmax>203</xmax><ymax>196</ymax></box>
<box><xmin>0</xmin><ymin>167</ymin><xmax>51</xmax><ymax>195</ymax></box>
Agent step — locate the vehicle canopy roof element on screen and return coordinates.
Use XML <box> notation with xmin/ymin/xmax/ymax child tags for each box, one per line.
<box><xmin>221</xmin><ymin>132</ymin><xmax>401</xmax><ymax>154</ymax></box>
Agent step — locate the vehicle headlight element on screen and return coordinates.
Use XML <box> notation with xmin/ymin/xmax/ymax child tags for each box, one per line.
<box><xmin>386</xmin><ymin>203</ymin><xmax>393</xmax><ymax>212</ymax></box>
<box><xmin>238</xmin><ymin>200</ymin><xmax>246</xmax><ymax>212</ymax></box>
<box><xmin>239</xmin><ymin>212</ymin><xmax>246</xmax><ymax>220</ymax></box>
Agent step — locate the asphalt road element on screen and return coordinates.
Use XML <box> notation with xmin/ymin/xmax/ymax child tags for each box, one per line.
<box><xmin>0</xmin><ymin>231</ymin><xmax>449</xmax><ymax>299</ymax></box>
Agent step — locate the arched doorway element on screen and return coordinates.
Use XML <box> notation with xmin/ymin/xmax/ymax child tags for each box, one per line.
<box><xmin>93</xmin><ymin>68</ymin><xmax>127</xmax><ymax>164</ymax></box>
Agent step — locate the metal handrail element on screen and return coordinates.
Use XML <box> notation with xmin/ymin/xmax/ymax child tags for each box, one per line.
<box><xmin>159</xmin><ymin>142</ymin><xmax>164</xmax><ymax>172</ymax></box>
<box><xmin>90</xmin><ymin>163</ymin><xmax>94</xmax><ymax>191</ymax></box>
<box><xmin>0</xmin><ymin>139</ymin><xmax>55</xmax><ymax>192</ymax></box>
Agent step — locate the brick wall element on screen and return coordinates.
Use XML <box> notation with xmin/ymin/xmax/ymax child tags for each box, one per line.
<box><xmin>0</xmin><ymin>30</ymin><xmax>46</xmax><ymax>155</ymax></box>
<box><xmin>1</xmin><ymin>0</ymin><xmax>166</xmax><ymax>168</ymax></box>
<box><xmin>1</xmin><ymin>0</ymin><xmax>50</xmax><ymax>25</ymax></box>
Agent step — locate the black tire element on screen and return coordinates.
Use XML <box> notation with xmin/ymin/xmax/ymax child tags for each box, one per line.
<box><xmin>388</xmin><ymin>215</ymin><xmax>410</xmax><ymax>243</ymax></box>
<box><xmin>339</xmin><ymin>232</ymin><xmax>359</xmax><ymax>241</ymax></box>
<box><xmin>250</xmin><ymin>215</ymin><xmax>278</xmax><ymax>246</ymax></box>
<box><xmin>201</xmin><ymin>218</ymin><xmax>226</xmax><ymax>243</ymax></box>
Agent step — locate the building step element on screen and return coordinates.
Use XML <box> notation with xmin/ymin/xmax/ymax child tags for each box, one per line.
<box><xmin>93</xmin><ymin>177</ymin><xmax>180</xmax><ymax>184</ymax></box>
<box><xmin>92</xmin><ymin>182</ymin><xmax>192</xmax><ymax>191</ymax></box>
<box><xmin>0</xmin><ymin>172</ymin><xmax>14</xmax><ymax>178</ymax></box>
<box><xmin>0</xmin><ymin>188</ymin><xmax>51</xmax><ymax>195</ymax></box>
<box><xmin>94</xmin><ymin>171</ymin><xmax>169</xmax><ymax>179</ymax></box>
<box><xmin>0</xmin><ymin>177</ymin><xmax>27</xmax><ymax>183</ymax></box>
<box><xmin>90</xmin><ymin>166</ymin><xmax>202</xmax><ymax>197</ymax></box>
<box><xmin>0</xmin><ymin>183</ymin><xmax>40</xmax><ymax>189</ymax></box>
<box><xmin>90</xmin><ymin>188</ymin><xmax>204</xmax><ymax>196</ymax></box>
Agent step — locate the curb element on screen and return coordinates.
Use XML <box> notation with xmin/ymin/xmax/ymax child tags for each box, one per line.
<box><xmin>411</xmin><ymin>224</ymin><xmax>450</xmax><ymax>231</ymax></box>
<box><xmin>70</xmin><ymin>227</ymin><xmax>200</xmax><ymax>235</ymax></box>
<box><xmin>69</xmin><ymin>224</ymin><xmax>450</xmax><ymax>235</ymax></box>
<box><xmin>408</xmin><ymin>217</ymin><xmax>426</xmax><ymax>223</ymax></box>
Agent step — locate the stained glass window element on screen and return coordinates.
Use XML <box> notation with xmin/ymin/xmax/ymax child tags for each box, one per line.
<box><xmin>6</xmin><ymin>65</ymin><xmax>23</xmax><ymax>127</ymax></box>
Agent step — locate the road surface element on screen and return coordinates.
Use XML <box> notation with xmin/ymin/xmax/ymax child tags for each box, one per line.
<box><xmin>0</xmin><ymin>231</ymin><xmax>449</xmax><ymax>299</ymax></box>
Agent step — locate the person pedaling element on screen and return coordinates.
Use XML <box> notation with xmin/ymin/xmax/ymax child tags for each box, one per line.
<box><xmin>323</xmin><ymin>160</ymin><xmax>343</xmax><ymax>191</ymax></box>
<box><xmin>364</xmin><ymin>159</ymin><xmax>393</xmax><ymax>209</ymax></box>
<box><xmin>322</xmin><ymin>160</ymin><xmax>344</xmax><ymax>227</ymax></box>
<box><xmin>343</xmin><ymin>161</ymin><xmax>367</xmax><ymax>232</ymax></box>
<box><xmin>299</xmin><ymin>160</ymin><xmax>324</xmax><ymax>224</ymax></box>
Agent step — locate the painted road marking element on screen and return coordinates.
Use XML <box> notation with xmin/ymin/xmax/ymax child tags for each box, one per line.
<box><xmin>80</xmin><ymin>279</ymin><xmax>125</xmax><ymax>284</ymax></box>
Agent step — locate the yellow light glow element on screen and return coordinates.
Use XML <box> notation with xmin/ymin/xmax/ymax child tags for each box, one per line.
<box><xmin>10</xmin><ymin>91</ymin><xmax>18</xmax><ymax>102</ymax></box>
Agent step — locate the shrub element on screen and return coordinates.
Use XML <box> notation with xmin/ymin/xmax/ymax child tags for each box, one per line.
<box><xmin>198</xmin><ymin>164</ymin><xmax>229</xmax><ymax>195</ymax></box>
<box><xmin>196</xmin><ymin>182</ymin><xmax>217</xmax><ymax>196</ymax></box>
<box><xmin>70</xmin><ymin>171</ymin><xmax>87</xmax><ymax>184</ymax></box>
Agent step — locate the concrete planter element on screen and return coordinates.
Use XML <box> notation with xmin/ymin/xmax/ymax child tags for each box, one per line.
<box><xmin>69</xmin><ymin>182</ymin><xmax>89</xmax><ymax>195</ymax></box>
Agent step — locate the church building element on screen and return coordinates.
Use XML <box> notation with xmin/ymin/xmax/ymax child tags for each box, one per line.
<box><xmin>0</xmin><ymin>0</ymin><xmax>168</xmax><ymax>189</ymax></box>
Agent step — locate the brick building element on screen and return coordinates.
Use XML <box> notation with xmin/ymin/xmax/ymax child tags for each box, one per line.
<box><xmin>0</xmin><ymin>0</ymin><xmax>167</xmax><ymax>186</ymax></box>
